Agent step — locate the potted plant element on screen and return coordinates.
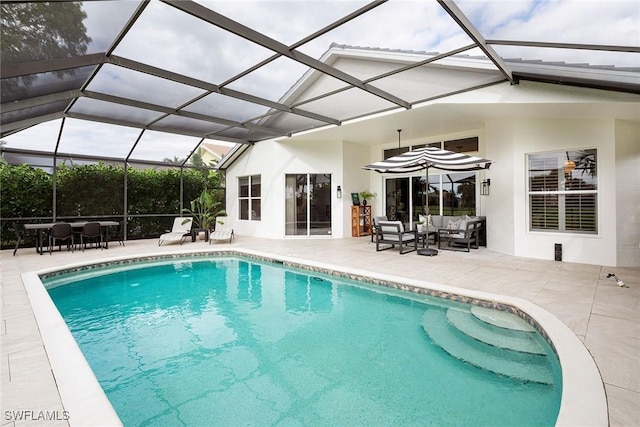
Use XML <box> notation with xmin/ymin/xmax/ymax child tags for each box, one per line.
<box><xmin>181</xmin><ymin>190</ymin><xmax>225</xmax><ymax>238</ymax></box>
<box><xmin>359</xmin><ymin>191</ymin><xmax>376</xmax><ymax>206</ymax></box>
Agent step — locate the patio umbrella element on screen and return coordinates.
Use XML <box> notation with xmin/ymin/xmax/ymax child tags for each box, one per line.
<box><xmin>363</xmin><ymin>146</ymin><xmax>493</xmax><ymax>256</ymax></box>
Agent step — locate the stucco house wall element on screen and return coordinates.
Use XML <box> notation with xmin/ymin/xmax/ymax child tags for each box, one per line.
<box><xmin>615</xmin><ymin>120</ymin><xmax>640</xmax><ymax>267</ymax></box>
<box><xmin>226</xmin><ymin>138</ymin><xmax>348</xmax><ymax>239</ymax></box>
<box><xmin>507</xmin><ymin>118</ymin><xmax>618</xmax><ymax>266</ymax></box>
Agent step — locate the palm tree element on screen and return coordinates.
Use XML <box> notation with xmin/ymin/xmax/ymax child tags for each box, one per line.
<box><xmin>163</xmin><ymin>156</ymin><xmax>184</xmax><ymax>166</ymax></box>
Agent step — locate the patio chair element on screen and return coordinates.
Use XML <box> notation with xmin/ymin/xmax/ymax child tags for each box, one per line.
<box><xmin>49</xmin><ymin>223</ymin><xmax>74</xmax><ymax>254</ymax></box>
<box><xmin>158</xmin><ymin>217</ymin><xmax>193</xmax><ymax>246</ymax></box>
<box><xmin>80</xmin><ymin>222</ymin><xmax>103</xmax><ymax>251</ymax></box>
<box><xmin>114</xmin><ymin>220</ymin><xmax>125</xmax><ymax>246</ymax></box>
<box><xmin>209</xmin><ymin>216</ymin><xmax>234</xmax><ymax>244</ymax></box>
<box><xmin>370</xmin><ymin>215</ymin><xmax>388</xmax><ymax>243</ymax></box>
<box><xmin>374</xmin><ymin>220</ymin><xmax>416</xmax><ymax>254</ymax></box>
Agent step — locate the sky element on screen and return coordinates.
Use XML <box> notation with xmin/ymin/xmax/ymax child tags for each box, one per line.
<box><xmin>3</xmin><ymin>0</ymin><xmax>639</xmax><ymax>163</ymax></box>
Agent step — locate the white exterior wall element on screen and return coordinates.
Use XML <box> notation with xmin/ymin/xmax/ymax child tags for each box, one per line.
<box><xmin>497</xmin><ymin>118</ymin><xmax>619</xmax><ymax>265</ymax></box>
<box><xmin>342</xmin><ymin>141</ymin><xmax>374</xmax><ymax>235</ymax></box>
<box><xmin>226</xmin><ymin>138</ymin><xmax>365</xmax><ymax>239</ymax></box>
<box><xmin>615</xmin><ymin>120</ymin><xmax>640</xmax><ymax>267</ymax></box>
<box><xmin>484</xmin><ymin>120</ymin><xmax>516</xmax><ymax>255</ymax></box>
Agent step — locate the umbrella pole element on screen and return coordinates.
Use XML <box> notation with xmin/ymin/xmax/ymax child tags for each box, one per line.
<box><xmin>419</xmin><ymin>166</ymin><xmax>438</xmax><ymax>256</ymax></box>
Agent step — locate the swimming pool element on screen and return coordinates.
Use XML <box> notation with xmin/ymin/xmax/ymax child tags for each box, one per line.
<box><xmin>45</xmin><ymin>255</ymin><xmax>562</xmax><ymax>426</ymax></box>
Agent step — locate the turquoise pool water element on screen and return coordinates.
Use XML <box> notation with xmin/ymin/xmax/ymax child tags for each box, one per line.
<box><xmin>46</xmin><ymin>257</ymin><xmax>561</xmax><ymax>426</ymax></box>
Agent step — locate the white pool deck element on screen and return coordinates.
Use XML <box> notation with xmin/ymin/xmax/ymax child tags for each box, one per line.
<box><xmin>2</xmin><ymin>236</ymin><xmax>639</xmax><ymax>426</ymax></box>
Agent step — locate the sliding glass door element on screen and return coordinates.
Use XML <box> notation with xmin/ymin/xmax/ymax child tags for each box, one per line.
<box><xmin>285</xmin><ymin>174</ymin><xmax>332</xmax><ymax>236</ymax></box>
<box><xmin>386</xmin><ymin>172</ymin><xmax>477</xmax><ymax>225</ymax></box>
<box><xmin>384</xmin><ymin>177</ymin><xmax>409</xmax><ymax>223</ymax></box>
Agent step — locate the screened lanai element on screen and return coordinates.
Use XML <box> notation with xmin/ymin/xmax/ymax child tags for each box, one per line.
<box><xmin>1</xmin><ymin>0</ymin><xmax>639</xmax><ymax>243</ymax></box>
<box><xmin>2</xmin><ymin>0</ymin><xmax>639</xmax><ymax>159</ymax></box>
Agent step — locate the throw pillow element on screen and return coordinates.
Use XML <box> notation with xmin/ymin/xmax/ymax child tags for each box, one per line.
<box><xmin>447</xmin><ymin>218</ymin><xmax>461</xmax><ymax>230</ymax></box>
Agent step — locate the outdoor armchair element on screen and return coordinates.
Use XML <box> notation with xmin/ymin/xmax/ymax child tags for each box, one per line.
<box><xmin>370</xmin><ymin>215</ymin><xmax>388</xmax><ymax>243</ymax></box>
<box><xmin>375</xmin><ymin>220</ymin><xmax>416</xmax><ymax>254</ymax></box>
<box><xmin>158</xmin><ymin>217</ymin><xmax>193</xmax><ymax>246</ymax></box>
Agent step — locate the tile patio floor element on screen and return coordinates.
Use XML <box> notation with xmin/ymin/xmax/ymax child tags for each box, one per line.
<box><xmin>1</xmin><ymin>236</ymin><xmax>639</xmax><ymax>426</ymax></box>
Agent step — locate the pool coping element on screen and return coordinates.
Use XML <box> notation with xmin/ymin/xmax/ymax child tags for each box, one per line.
<box><xmin>23</xmin><ymin>246</ymin><xmax>608</xmax><ymax>427</ymax></box>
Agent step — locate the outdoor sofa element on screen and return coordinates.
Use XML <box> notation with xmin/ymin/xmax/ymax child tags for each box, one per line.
<box><xmin>427</xmin><ymin>215</ymin><xmax>485</xmax><ymax>252</ymax></box>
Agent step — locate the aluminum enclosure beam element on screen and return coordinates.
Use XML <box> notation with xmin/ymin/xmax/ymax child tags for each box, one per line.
<box><xmin>437</xmin><ymin>0</ymin><xmax>514</xmax><ymax>83</ymax></box>
<box><xmin>162</xmin><ymin>0</ymin><xmax>412</xmax><ymax>110</ymax></box>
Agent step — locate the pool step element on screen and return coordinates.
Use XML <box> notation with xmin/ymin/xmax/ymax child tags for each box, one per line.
<box><xmin>446</xmin><ymin>309</ymin><xmax>545</xmax><ymax>355</ymax></box>
<box><xmin>422</xmin><ymin>309</ymin><xmax>554</xmax><ymax>385</ymax></box>
<box><xmin>470</xmin><ymin>306</ymin><xmax>537</xmax><ymax>332</ymax></box>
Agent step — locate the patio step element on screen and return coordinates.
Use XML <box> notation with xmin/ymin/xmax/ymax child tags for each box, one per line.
<box><xmin>422</xmin><ymin>309</ymin><xmax>554</xmax><ymax>385</ymax></box>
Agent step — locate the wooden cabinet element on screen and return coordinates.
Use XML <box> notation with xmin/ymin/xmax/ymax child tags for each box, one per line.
<box><xmin>351</xmin><ymin>205</ymin><xmax>372</xmax><ymax>237</ymax></box>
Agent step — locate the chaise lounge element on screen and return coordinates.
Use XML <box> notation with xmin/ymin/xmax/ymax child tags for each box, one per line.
<box><xmin>209</xmin><ymin>216</ymin><xmax>234</xmax><ymax>244</ymax></box>
<box><xmin>158</xmin><ymin>217</ymin><xmax>193</xmax><ymax>246</ymax></box>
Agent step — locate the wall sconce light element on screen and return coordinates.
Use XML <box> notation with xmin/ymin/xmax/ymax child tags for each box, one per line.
<box><xmin>337</xmin><ymin>185</ymin><xmax>342</xmax><ymax>198</ymax></box>
<box><xmin>481</xmin><ymin>179</ymin><xmax>490</xmax><ymax>196</ymax></box>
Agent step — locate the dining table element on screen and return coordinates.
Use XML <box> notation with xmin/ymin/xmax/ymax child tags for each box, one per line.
<box><xmin>24</xmin><ymin>221</ymin><xmax>120</xmax><ymax>254</ymax></box>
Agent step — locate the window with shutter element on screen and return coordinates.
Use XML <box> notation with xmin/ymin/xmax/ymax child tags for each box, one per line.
<box><xmin>528</xmin><ymin>150</ymin><xmax>597</xmax><ymax>234</ymax></box>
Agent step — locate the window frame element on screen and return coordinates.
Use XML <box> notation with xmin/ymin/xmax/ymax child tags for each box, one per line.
<box><xmin>527</xmin><ymin>149</ymin><xmax>598</xmax><ymax>234</ymax></box>
<box><xmin>238</xmin><ymin>175</ymin><xmax>261</xmax><ymax>221</ymax></box>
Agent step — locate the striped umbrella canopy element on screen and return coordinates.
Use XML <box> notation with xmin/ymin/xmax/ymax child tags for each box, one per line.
<box><xmin>362</xmin><ymin>146</ymin><xmax>493</xmax><ymax>174</ymax></box>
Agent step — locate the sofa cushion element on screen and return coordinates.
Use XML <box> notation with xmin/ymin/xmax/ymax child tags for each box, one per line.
<box><xmin>419</xmin><ymin>214</ymin><xmax>433</xmax><ymax>228</ymax></box>
<box><xmin>378</xmin><ymin>221</ymin><xmax>414</xmax><ymax>242</ymax></box>
<box><xmin>431</xmin><ymin>215</ymin><xmax>446</xmax><ymax>228</ymax></box>
<box><xmin>447</xmin><ymin>218</ymin><xmax>461</xmax><ymax>230</ymax></box>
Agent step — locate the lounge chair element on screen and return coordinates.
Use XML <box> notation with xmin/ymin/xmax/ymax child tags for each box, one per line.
<box><xmin>158</xmin><ymin>217</ymin><xmax>193</xmax><ymax>246</ymax></box>
<box><xmin>374</xmin><ymin>220</ymin><xmax>417</xmax><ymax>254</ymax></box>
<box><xmin>209</xmin><ymin>216</ymin><xmax>234</xmax><ymax>244</ymax></box>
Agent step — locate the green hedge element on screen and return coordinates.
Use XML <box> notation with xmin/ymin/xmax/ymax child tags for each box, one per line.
<box><xmin>1</xmin><ymin>162</ymin><xmax>225</xmax><ymax>249</ymax></box>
